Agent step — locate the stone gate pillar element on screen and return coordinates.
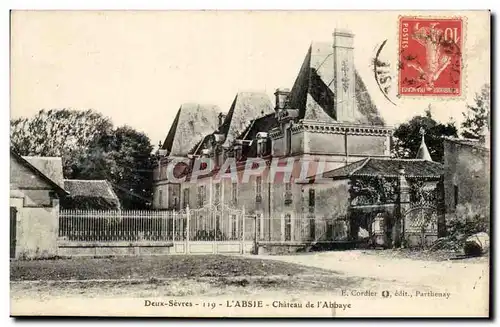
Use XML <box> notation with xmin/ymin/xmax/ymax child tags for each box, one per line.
<box><xmin>436</xmin><ymin>176</ymin><xmax>446</xmax><ymax>238</ymax></box>
<box><xmin>394</xmin><ymin>165</ymin><xmax>411</xmax><ymax>248</ymax></box>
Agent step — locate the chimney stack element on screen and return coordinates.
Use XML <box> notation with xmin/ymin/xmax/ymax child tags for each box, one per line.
<box><xmin>333</xmin><ymin>28</ymin><xmax>355</xmax><ymax>122</ymax></box>
<box><xmin>274</xmin><ymin>88</ymin><xmax>290</xmax><ymax>110</ymax></box>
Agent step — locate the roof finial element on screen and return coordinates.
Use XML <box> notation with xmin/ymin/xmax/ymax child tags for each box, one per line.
<box><xmin>419</xmin><ymin>127</ymin><xmax>426</xmax><ymax>138</ymax></box>
<box><xmin>416</xmin><ymin>127</ymin><xmax>432</xmax><ymax>161</ymax></box>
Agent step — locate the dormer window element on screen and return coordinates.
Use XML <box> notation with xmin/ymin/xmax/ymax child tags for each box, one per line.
<box><xmin>256</xmin><ymin>132</ymin><xmax>269</xmax><ymax>157</ymax></box>
<box><xmin>274</xmin><ymin>88</ymin><xmax>290</xmax><ymax>110</ymax></box>
<box><xmin>214</xmin><ymin>148</ymin><xmax>222</xmax><ymax>167</ymax></box>
<box><xmin>234</xmin><ymin>143</ymin><xmax>243</xmax><ymax>161</ymax></box>
<box><xmin>285</xmin><ymin>125</ymin><xmax>292</xmax><ymax>156</ymax></box>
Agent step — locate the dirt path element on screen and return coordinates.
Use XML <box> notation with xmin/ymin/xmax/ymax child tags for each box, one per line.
<box><xmin>245</xmin><ymin>250</ymin><xmax>489</xmax><ymax>295</ymax></box>
<box><xmin>10</xmin><ymin>251</ymin><xmax>490</xmax><ymax>317</ymax></box>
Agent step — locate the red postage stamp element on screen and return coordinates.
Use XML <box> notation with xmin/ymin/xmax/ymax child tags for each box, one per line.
<box><xmin>398</xmin><ymin>17</ymin><xmax>463</xmax><ymax>97</ymax></box>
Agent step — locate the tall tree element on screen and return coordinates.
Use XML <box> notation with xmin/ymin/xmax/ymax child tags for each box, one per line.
<box><xmin>10</xmin><ymin>109</ymin><xmax>113</xmax><ymax>176</ymax></box>
<box><xmin>461</xmin><ymin>84</ymin><xmax>490</xmax><ymax>141</ymax></box>
<box><xmin>11</xmin><ymin>109</ymin><xmax>155</xmax><ymax>209</ymax></box>
<box><xmin>393</xmin><ymin>105</ymin><xmax>458</xmax><ymax>162</ymax></box>
<box><xmin>70</xmin><ymin>126</ymin><xmax>155</xmax><ymax>209</ymax></box>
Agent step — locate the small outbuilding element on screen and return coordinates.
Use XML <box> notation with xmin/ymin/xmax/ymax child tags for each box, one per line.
<box><xmin>61</xmin><ymin>179</ymin><xmax>121</xmax><ymax>210</ymax></box>
<box><xmin>10</xmin><ymin>150</ymin><xmax>68</xmax><ymax>259</ymax></box>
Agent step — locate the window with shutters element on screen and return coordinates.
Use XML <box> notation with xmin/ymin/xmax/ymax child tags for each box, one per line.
<box><xmin>183</xmin><ymin>188</ymin><xmax>190</xmax><ymax>209</ymax></box>
<box><xmin>256</xmin><ymin>176</ymin><xmax>262</xmax><ymax>202</ymax></box>
<box><xmin>198</xmin><ymin>185</ymin><xmax>206</xmax><ymax>207</ymax></box>
<box><xmin>232</xmin><ymin>182</ymin><xmax>238</xmax><ymax>205</ymax></box>
<box><xmin>284</xmin><ymin>214</ymin><xmax>292</xmax><ymax>241</ymax></box>
<box><xmin>284</xmin><ymin>182</ymin><xmax>292</xmax><ymax>206</ymax></box>
<box><xmin>285</xmin><ymin>126</ymin><xmax>292</xmax><ymax>155</ymax></box>
<box><xmin>257</xmin><ymin>139</ymin><xmax>268</xmax><ymax>157</ymax></box>
<box><xmin>159</xmin><ymin>190</ymin><xmax>163</xmax><ymax>208</ymax></box>
<box><xmin>308</xmin><ymin>189</ymin><xmax>315</xmax><ymax>213</ymax></box>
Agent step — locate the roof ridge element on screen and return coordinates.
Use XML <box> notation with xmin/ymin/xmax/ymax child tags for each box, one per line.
<box><xmin>105</xmin><ymin>180</ymin><xmax>120</xmax><ymax>200</ymax></box>
<box><xmin>11</xmin><ymin>150</ymin><xmax>67</xmax><ymax>195</ymax></box>
<box><xmin>374</xmin><ymin>157</ymin><xmax>427</xmax><ymax>162</ymax></box>
<box><xmin>349</xmin><ymin>157</ymin><xmax>371</xmax><ymax>176</ymax></box>
<box><xmin>241</xmin><ymin>119</ymin><xmax>256</xmax><ymax>140</ymax></box>
<box><xmin>64</xmin><ymin>179</ymin><xmax>108</xmax><ymax>182</ymax></box>
<box><xmin>22</xmin><ymin>156</ymin><xmax>61</xmax><ymax>160</ymax></box>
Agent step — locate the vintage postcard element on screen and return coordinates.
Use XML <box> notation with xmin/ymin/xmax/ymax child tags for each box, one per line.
<box><xmin>9</xmin><ymin>10</ymin><xmax>491</xmax><ymax>318</ymax></box>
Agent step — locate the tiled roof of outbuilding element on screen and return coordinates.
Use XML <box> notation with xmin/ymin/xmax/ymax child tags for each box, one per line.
<box><xmin>317</xmin><ymin>158</ymin><xmax>443</xmax><ymax>180</ymax></box>
<box><xmin>62</xmin><ymin>179</ymin><xmax>121</xmax><ymax>210</ymax></box>
<box><xmin>63</xmin><ymin>180</ymin><xmax>119</xmax><ymax>200</ymax></box>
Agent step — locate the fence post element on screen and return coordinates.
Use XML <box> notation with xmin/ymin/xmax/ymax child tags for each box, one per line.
<box><xmin>186</xmin><ymin>205</ymin><xmax>190</xmax><ymax>251</ymax></box>
<box><xmin>253</xmin><ymin>215</ymin><xmax>258</xmax><ymax>255</ymax></box>
<box><xmin>172</xmin><ymin>210</ymin><xmax>176</xmax><ymax>242</ymax></box>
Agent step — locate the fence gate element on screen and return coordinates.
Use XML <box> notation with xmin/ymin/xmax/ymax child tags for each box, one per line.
<box><xmin>172</xmin><ymin>204</ymin><xmax>255</xmax><ymax>255</ymax></box>
<box><xmin>403</xmin><ymin>204</ymin><xmax>438</xmax><ymax>248</ymax></box>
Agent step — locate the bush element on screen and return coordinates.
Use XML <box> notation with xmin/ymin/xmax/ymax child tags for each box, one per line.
<box><xmin>447</xmin><ymin>203</ymin><xmax>489</xmax><ymax>236</ymax></box>
<box><xmin>430</xmin><ymin>203</ymin><xmax>489</xmax><ymax>252</ymax></box>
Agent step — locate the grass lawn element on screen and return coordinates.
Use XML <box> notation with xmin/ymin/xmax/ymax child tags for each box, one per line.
<box><xmin>10</xmin><ymin>255</ymin><xmax>338</xmax><ymax>281</ymax></box>
<box><xmin>11</xmin><ymin>255</ymin><xmax>360</xmax><ymax>299</ymax></box>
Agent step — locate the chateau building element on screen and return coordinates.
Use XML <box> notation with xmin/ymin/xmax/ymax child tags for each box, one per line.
<box><xmin>152</xmin><ymin>29</ymin><xmax>444</xmax><ymax>249</ymax></box>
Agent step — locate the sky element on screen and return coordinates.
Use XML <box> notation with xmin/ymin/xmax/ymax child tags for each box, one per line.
<box><xmin>10</xmin><ymin>10</ymin><xmax>490</xmax><ymax>146</ymax></box>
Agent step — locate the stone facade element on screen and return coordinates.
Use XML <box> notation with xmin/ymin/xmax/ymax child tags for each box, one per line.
<box><xmin>152</xmin><ymin>29</ymin><xmax>395</xmax><ymax>246</ymax></box>
<box><xmin>443</xmin><ymin>138</ymin><xmax>490</xmax><ymax>218</ymax></box>
<box><xmin>10</xmin><ymin>153</ymin><xmax>67</xmax><ymax>259</ymax></box>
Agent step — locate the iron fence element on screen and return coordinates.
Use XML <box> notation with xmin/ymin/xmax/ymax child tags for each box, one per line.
<box><xmin>58</xmin><ymin>209</ymin><xmax>180</xmax><ymax>242</ymax></box>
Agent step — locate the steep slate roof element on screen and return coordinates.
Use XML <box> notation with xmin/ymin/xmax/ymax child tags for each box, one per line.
<box><xmin>10</xmin><ymin>150</ymin><xmax>68</xmax><ymax>195</ymax></box>
<box><xmin>315</xmin><ymin>158</ymin><xmax>443</xmax><ymax>180</ymax></box>
<box><xmin>416</xmin><ymin>136</ymin><xmax>432</xmax><ymax>161</ymax></box>
<box><xmin>287</xmin><ymin>42</ymin><xmax>385</xmax><ymax>126</ymax></box>
<box><xmin>161</xmin><ymin>103</ymin><xmax>220</xmax><ymax>156</ymax></box>
<box><xmin>219</xmin><ymin>92</ymin><xmax>274</xmax><ymax>147</ymax></box>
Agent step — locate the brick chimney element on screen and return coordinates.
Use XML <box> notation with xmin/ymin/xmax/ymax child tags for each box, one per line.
<box><xmin>333</xmin><ymin>28</ymin><xmax>355</xmax><ymax>122</ymax></box>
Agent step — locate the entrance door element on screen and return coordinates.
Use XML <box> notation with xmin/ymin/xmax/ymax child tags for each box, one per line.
<box><xmin>10</xmin><ymin>207</ymin><xmax>17</xmax><ymax>259</ymax></box>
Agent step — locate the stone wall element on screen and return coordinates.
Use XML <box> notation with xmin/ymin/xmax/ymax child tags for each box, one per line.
<box><xmin>10</xmin><ymin>197</ymin><xmax>59</xmax><ymax>259</ymax></box>
<box><xmin>347</xmin><ymin>134</ymin><xmax>388</xmax><ymax>156</ymax></box>
<box><xmin>443</xmin><ymin>141</ymin><xmax>490</xmax><ymax>217</ymax></box>
<box><xmin>305</xmin><ymin>132</ymin><xmax>345</xmax><ymax>155</ymax></box>
<box><xmin>305</xmin><ymin>131</ymin><xmax>389</xmax><ymax>157</ymax></box>
<box><xmin>302</xmin><ymin>180</ymin><xmax>350</xmax><ymax>241</ymax></box>
<box><xmin>10</xmin><ymin>157</ymin><xmax>60</xmax><ymax>259</ymax></box>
